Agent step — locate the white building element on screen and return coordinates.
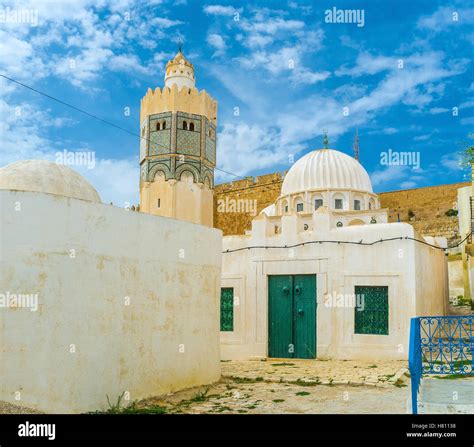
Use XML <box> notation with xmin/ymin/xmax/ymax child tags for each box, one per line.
<box><xmin>457</xmin><ymin>174</ymin><xmax>474</xmax><ymax>305</ymax></box>
<box><xmin>0</xmin><ymin>160</ymin><xmax>222</xmax><ymax>413</ymax></box>
<box><xmin>220</xmin><ymin>147</ymin><xmax>448</xmax><ymax>361</ymax></box>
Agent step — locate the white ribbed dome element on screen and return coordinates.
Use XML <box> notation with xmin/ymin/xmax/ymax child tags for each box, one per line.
<box><xmin>0</xmin><ymin>160</ymin><xmax>101</xmax><ymax>203</ymax></box>
<box><xmin>281</xmin><ymin>149</ymin><xmax>373</xmax><ymax>195</ymax></box>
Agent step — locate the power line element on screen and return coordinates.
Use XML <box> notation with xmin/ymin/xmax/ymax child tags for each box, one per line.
<box><xmin>0</xmin><ymin>73</ymin><xmax>247</xmax><ymax>181</ymax></box>
<box><xmin>222</xmin><ymin>231</ymin><xmax>471</xmax><ymax>254</ymax></box>
<box><xmin>3</xmin><ymin>73</ymin><xmax>464</xmax><ymax>249</ymax></box>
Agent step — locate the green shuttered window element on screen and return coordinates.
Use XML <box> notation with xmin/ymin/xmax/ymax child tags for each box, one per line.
<box><xmin>354</xmin><ymin>286</ymin><xmax>389</xmax><ymax>335</ymax></box>
<box><xmin>220</xmin><ymin>288</ymin><xmax>234</xmax><ymax>332</ymax></box>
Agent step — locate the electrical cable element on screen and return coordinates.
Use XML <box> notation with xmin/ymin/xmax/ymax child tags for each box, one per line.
<box><xmin>222</xmin><ymin>231</ymin><xmax>472</xmax><ymax>254</ymax></box>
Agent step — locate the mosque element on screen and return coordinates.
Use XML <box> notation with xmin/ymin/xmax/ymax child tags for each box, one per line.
<box><xmin>0</xmin><ymin>48</ymin><xmax>449</xmax><ymax>412</ymax></box>
<box><xmin>220</xmin><ymin>145</ymin><xmax>448</xmax><ymax>360</ymax></box>
<box><xmin>135</xmin><ymin>49</ymin><xmax>448</xmax><ymax>361</ymax></box>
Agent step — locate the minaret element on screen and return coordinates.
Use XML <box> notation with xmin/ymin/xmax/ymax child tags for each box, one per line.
<box><xmin>139</xmin><ymin>49</ymin><xmax>217</xmax><ymax>226</ymax></box>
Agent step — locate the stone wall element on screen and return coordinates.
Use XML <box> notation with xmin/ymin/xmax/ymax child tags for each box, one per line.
<box><xmin>214</xmin><ymin>172</ymin><xmax>284</xmax><ymax>236</ymax></box>
<box><xmin>380</xmin><ymin>182</ymin><xmax>469</xmax><ymax>243</ymax></box>
<box><xmin>214</xmin><ymin>175</ymin><xmax>469</xmax><ymax>241</ymax></box>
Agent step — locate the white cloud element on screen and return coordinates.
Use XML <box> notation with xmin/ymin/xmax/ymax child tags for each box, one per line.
<box><xmin>77</xmin><ymin>157</ymin><xmax>139</xmax><ymax>206</ymax></box>
<box><xmin>417</xmin><ymin>7</ymin><xmax>474</xmax><ymax>30</ymax></box>
<box><xmin>151</xmin><ymin>17</ymin><xmax>183</xmax><ymax>28</ymax></box>
<box><xmin>207</xmin><ymin>33</ymin><xmax>227</xmax><ymax>56</ymax></box>
<box><xmin>413</xmin><ymin>134</ymin><xmax>431</xmax><ymax>141</ymax></box>
<box><xmin>367</xmin><ymin>127</ymin><xmax>398</xmax><ymax>136</ymax></box>
<box><xmin>241</xmin><ymin>17</ymin><xmax>305</xmax><ymax>36</ymax></box>
<box><xmin>440</xmin><ymin>153</ymin><xmax>462</xmax><ymax>171</ymax></box>
<box><xmin>0</xmin><ymin>0</ymin><xmax>183</xmax><ymax>89</ymax></box>
<box><xmin>460</xmin><ymin>100</ymin><xmax>474</xmax><ymax>109</ymax></box>
<box><xmin>370</xmin><ymin>165</ymin><xmax>410</xmax><ymax>189</ymax></box>
<box><xmin>429</xmin><ymin>107</ymin><xmax>449</xmax><ymax>114</ymax></box>
<box><xmin>235</xmin><ymin>41</ymin><xmax>328</xmax><ymax>85</ymax></box>
<box><xmin>203</xmin><ymin>5</ymin><xmax>241</xmax><ymax>16</ymax></box>
<box><xmin>0</xmin><ymin>30</ymin><xmax>47</xmax><ymax>80</ymax></box>
<box><xmin>336</xmin><ymin>53</ymin><xmax>397</xmax><ymax>77</ymax></box>
<box><xmin>216</xmin><ymin>122</ymin><xmax>293</xmax><ymax>182</ymax></box>
<box><xmin>348</xmin><ymin>52</ymin><xmax>465</xmax><ymax>115</ymax></box>
<box><xmin>0</xmin><ymin>97</ymin><xmax>138</xmax><ymax>204</ymax></box>
<box><xmin>461</xmin><ymin>117</ymin><xmax>474</xmax><ymax>126</ymax></box>
<box><xmin>212</xmin><ymin>41</ymin><xmax>465</xmax><ymax>184</ymax></box>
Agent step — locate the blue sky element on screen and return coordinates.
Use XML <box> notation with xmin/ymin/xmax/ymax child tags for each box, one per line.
<box><xmin>0</xmin><ymin>0</ymin><xmax>473</xmax><ymax>206</ymax></box>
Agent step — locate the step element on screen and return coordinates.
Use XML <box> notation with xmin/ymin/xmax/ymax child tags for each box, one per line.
<box><xmin>409</xmin><ymin>377</ymin><xmax>474</xmax><ymax>414</ymax></box>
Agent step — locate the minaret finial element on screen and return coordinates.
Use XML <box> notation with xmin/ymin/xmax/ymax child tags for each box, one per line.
<box><xmin>323</xmin><ymin>129</ymin><xmax>329</xmax><ymax>148</ymax></box>
<box><xmin>177</xmin><ymin>36</ymin><xmax>183</xmax><ymax>53</ymax></box>
<box><xmin>354</xmin><ymin>128</ymin><xmax>360</xmax><ymax>161</ymax></box>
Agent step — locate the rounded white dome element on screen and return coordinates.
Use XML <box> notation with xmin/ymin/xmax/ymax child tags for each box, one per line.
<box><xmin>0</xmin><ymin>160</ymin><xmax>101</xmax><ymax>203</ymax></box>
<box><xmin>282</xmin><ymin>149</ymin><xmax>373</xmax><ymax>195</ymax></box>
<box><xmin>260</xmin><ymin>203</ymin><xmax>276</xmax><ymax>216</ymax></box>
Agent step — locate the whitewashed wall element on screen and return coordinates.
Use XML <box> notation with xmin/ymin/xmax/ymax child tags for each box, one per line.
<box><xmin>0</xmin><ymin>190</ymin><xmax>222</xmax><ymax>413</ymax></box>
<box><xmin>457</xmin><ymin>185</ymin><xmax>472</xmax><ymax>301</ymax></box>
<box><xmin>221</xmin><ymin>210</ymin><xmax>448</xmax><ymax>361</ymax></box>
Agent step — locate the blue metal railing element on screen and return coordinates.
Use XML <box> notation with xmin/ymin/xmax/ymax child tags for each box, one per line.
<box><xmin>408</xmin><ymin>316</ymin><xmax>473</xmax><ymax>414</ymax></box>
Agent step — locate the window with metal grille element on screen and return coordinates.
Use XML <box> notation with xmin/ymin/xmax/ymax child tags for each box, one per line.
<box><xmin>335</xmin><ymin>198</ymin><xmax>343</xmax><ymax>209</ymax></box>
<box><xmin>220</xmin><ymin>288</ymin><xmax>234</xmax><ymax>332</ymax></box>
<box><xmin>296</xmin><ymin>202</ymin><xmax>303</xmax><ymax>212</ymax></box>
<box><xmin>354</xmin><ymin>285</ymin><xmax>389</xmax><ymax>335</ymax></box>
<box><xmin>354</xmin><ymin>199</ymin><xmax>361</xmax><ymax>210</ymax></box>
<box><xmin>314</xmin><ymin>199</ymin><xmax>323</xmax><ymax>210</ymax></box>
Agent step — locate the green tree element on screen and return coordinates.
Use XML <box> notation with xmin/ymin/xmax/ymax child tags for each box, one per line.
<box><xmin>461</xmin><ymin>133</ymin><xmax>474</xmax><ymax>174</ymax></box>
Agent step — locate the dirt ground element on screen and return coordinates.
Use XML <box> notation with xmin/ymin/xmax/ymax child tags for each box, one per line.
<box><xmin>137</xmin><ymin>377</ymin><xmax>410</xmax><ymax>414</ymax></box>
<box><xmin>0</xmin><ymin>359</ymin><xmax>411</xmax><ymax>414</ymax></box>
<box><xmin>135</xmin><ymin>359</ymin><xmax>411</xmax><ymax>414</ymax></box>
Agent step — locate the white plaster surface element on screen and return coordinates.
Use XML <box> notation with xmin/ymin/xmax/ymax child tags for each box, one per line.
<box><xmin>221</xmin><ymin>209</ymin><xmax>448</xmax><ymax>361</ymax></box>
<box><xmin>0</xmin><ymin>190</ymin><xmax>222</xmax><ymax>413</ymax></box>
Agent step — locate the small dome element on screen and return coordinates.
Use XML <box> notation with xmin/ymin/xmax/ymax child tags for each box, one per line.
<box><xmin>166</xmin><ymin>49</ymin><xmax>194</xmax><ymax>69</ymax></box>
<box><xmin>0</xmin><ymin>160</ymin><xmax>101</xmax><ymax>203</ymax></box>
<box><xmin>164</xmin><ymin>49</ymin><xmax>196</xmax><ymax>90</ymax></box>
<box><xmin>260</xmin><ymin>204</ymin><xmax>276</xmax><ymax>216</ymax></box>
<box><xmin>282</xmin><ymin>149</ymin><xmax>373</xmax><ymax>196</ymax></box>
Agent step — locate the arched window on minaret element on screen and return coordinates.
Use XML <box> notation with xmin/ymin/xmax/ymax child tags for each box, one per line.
<box><xmin>162</xmin><ymin>121</ymin><xmax>166</xmax><ymax>130</ymax></box>
<box><xmin>156</xmin><ymin>122</ymin><xmax>161</xmax><ymax>131</ymax></box>
<box><xmin>183</xmin><ymin>121</ymin><xmax>188</xmax><ymax>130</ymax></box>
<box><xmin>189</xmin><ymin>122</ymin><xmax>195</xmax><ymax>131</ymax></box>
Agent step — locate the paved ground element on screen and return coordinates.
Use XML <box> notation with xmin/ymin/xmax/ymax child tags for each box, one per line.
<box><xmin>0</xmin><ymin>359</ymin><xmax>410</xmax><ymax>414</ymax></box>
<box><xmin>418</xmin><ymin>377</ymin><xmax>474</xmax><ymax>414</ymax></box>
<box><xmin>138</xmin><ymin>377</ymin><xmax>410</xmax><ymax>414</ymax></box>
<box><xmin>0</xmin><ymin>400</ymin><xmax>42</xmax><ymax>414</ymax></box>
<box><xmin>135</xmin><ymin>359</ymin><xmax>411</xmax><ymax>414</ymax></box>
<box><xmin>220</xmin><ymin>358</ymin><xmax>408</xmax><ymax>387</ymax></box>
<box><xmin>448</xmin><ymin>304</ymin><xmax>473</xmax><ymax>316</ymax></box>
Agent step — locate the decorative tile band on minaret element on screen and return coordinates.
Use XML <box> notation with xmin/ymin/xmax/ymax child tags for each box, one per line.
<box><xmin>139</xmin><ymin>49</ymin><xmax>217</xmax><ymax>227</ymax></box>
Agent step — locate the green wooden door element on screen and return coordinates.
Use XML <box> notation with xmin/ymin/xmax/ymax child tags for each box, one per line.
<box><xmin>268</xmin><ymin>274</ymin><xmax>316</xmax><ymax>359</ymax></box>
<box><xmin>268</xmin><ymin>275</ymin><xmax>294</xmax><ymax>358</ymax></box>
<box><xmin>294</xmin><ymin>275</ymin><xmax>317</xmax><ymax>359</ymax></box>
